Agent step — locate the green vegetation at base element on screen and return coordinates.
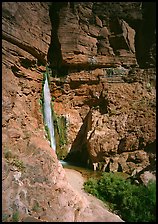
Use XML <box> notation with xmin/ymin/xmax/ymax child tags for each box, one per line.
<box><xmin>84</xmin><ymin>172</ymin><xmax>156</xmax><ymax>222</ymax></box>
<box><xmin>12</xmin><ymin>210</ymin><xmax>19</xmax><ymax>222</ymax></box>
<box><xmin>55</xmin><ymin>115</ymin><xmax>67</xmax><ymax>146</ymax></box>
<box><xmin>53</xmin><ymin>112</ymin><xmax>68</xmax><ymax>160</ymax></box>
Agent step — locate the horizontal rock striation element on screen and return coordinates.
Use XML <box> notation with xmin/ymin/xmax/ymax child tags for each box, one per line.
<box><xmin>47</xmin><ymin>2</ymin><xmax>138</xmax><ymax>75</ymax></box>
<box><xmin>48</xmin><ymin>2</ymin><xmax>155</xmax><ymax>177</ymax></box>
<box><xmin>2</xmin><ymin>2</ymin><xmax>125</xmax><ymax>222</ymax></box>
<box><xmin>56</xmin><ymin>68</ymin><xmax>156</xmax><ymax>175</ymax></box>
<box><xmin>48</xmin><ymin>2</ymin><xmax>155</xmax><ymax>72</ymax></box>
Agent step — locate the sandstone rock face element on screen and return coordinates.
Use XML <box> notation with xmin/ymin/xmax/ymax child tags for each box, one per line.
<box><xmin>2</xmin><ymin>2</ymin><xmax>51</xmax><ymax>65</ymax></box>
<box><xmin>61</xmin><ymin>69</ymin><xmax>156</xmax><ymax>175</ymax></box>
<box><xmin>48</xmin><ymin>2</ymin><xmax>139</xmax><ymax>74</ymax></box>
<box><xmin>48</xmin><ymin>2</ymin><xmax>155</xmax><ymax>72</ymax></box>
<box><xmin>2</xmin><ymin>2</ymin><xmax>124</xmax><ymax>222</ymax></box>
<box><xmin>47</xmin><ymin>2</ymin><xmax>155</xmax><ymax>176</ymax></box>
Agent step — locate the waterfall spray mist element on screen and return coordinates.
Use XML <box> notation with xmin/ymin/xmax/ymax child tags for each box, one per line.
<box><xmin>43</xmin><ymin>73</ymin><xmax>56</xmax><ymax>150</ymax></box>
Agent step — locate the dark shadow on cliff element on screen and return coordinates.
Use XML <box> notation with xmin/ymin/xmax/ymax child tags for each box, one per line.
<box><xmin>134</xmin><ymin>2</ymin><xmax>156</xmax><ymax>68</ymax></box>
<box><xmin>47</xmin><ymin>2</ymin><xmax>68</xmax><ymax>77</ymax></box>
<box><xmin>64</xmin><ymin>110</ymin><xmax>93</xmax><ymax>167</ymax></box>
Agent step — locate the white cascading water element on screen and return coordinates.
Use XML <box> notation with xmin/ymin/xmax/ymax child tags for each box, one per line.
<box><xmin>43</xmin><ymin>73</ymin><xmax>56</xmax><ymax>150</ymax></box>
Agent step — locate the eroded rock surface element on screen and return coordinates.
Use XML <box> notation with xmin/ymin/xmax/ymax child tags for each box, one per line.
<box><xmin>57</xmin><ymin>68</ymin><xmax>156</xmax><ymax>175</ymax></box>
<box><xmin>48</xmin><ymin>2</ymin><xmax>138</xmax><ymax>73</ymax></box>
<box><xmin>2</xmin><ymin>2</ymin><xmax>124</xmax><ymax>222</ymax></box>
<box><xmin>64</xmin><ymin>168</ymin><xmax>123</xmax><ymax>222</ymax></box>
<box><xmin>48</xmin><ymin>2</ymin><xmax>156</xmax><ymax>177</ymax></box>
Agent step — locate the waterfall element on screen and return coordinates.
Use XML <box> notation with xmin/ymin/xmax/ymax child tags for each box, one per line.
<box><xmin>43</xmin><ymin>73</ymin><xmax>56</xmax><ymax>150</ymax></box>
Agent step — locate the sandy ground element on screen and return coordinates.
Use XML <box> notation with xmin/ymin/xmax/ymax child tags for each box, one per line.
<box><xmin>64</xmin><ymin>168</ymin><xmax>124</xmax><ymax>222</ymax></box>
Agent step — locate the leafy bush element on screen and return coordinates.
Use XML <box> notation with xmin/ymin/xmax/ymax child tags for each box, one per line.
<box><xmin>11</xmin><ymin>159</ymin><xmax>25</xmax><ymax>171</ymax></box>
<box><xmin>32</xmin><ymin>201</ymin><xmax>40</xmax><ymax>212</ymax></box>
<box><xmin>84</xmin><ymin>177</ymin><xmax>100</xmax><ymax>198</ymax></box>
<box><xmin>84</xmin><ymin>172</ymin><xmax>156</xmax><ymax>222</ymax></box>
<box><xmin>12</xmin><ymin>210</ymin><xmax>19</xmax><ymax>222</ymax></box>
<box><xmin>4</xmin><ymin>149</ymin><xmax>13</xmax><ymax>160</ymax></box>
<box><xmin>2</xmin><ymin>213</ymin><xmax>9</xmax><ymax>222</ymax></box>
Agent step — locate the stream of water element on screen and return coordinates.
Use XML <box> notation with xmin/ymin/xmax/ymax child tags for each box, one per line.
<box><xmin>42</xmin><ymin>72</ymin><xmax>124</xmax><ymax>180</ymax></box>
<box><xmin>60</xmin><ymin>160</ymin><xmax>103</xmax><ymax>180</ymax></box>
<box><xmin>43</xmin><ymin>73</ymin><xmax>56</xmax><ymax>150</ymax></box>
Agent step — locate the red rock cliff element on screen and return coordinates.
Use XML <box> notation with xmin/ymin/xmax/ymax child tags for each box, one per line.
<box><xmin>47</xmin><ymin>2</ymin><xmax>156</xmax><ymax>176</ymax></box>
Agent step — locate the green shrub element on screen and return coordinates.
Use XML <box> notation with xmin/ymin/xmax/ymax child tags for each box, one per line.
<box><xmin>84</xmin><ymin>172</ymin><xmax>156</xmax><ymax>222</ymax></box>
<box><xmin>11</xmin><ymin>159</ymin><xmax>25</xmax><ymax>171</ymax></box>
<box><xmin>12</xmin><ymin>210</ymin><xmax>19</xmax><ymax>222</ymax></box>
<box><xmin>2</xmin><ymin>213</ymin><xmax>9</xmax><ymax>222</ymax></box>
<box><xmin>52</xmin><ymin>96</ymin><xmax>56</xmax><ymax>101</ymax></box>
<box><xmin>32</xmin><ymin>201</ymin><xmax>40</xmax><ymax>212</ymax></box>
<box><xmin>109</xmin><ymin>108</ymin><xmax>118</xmax><ymax>116</ymax></box>
<box><xmin>146</xmin><ymin>82</ymin><xmax>152</xmax><ymax>92</ymax></box>
<box><xmin>84</xmin><ymin>177</ymin><xmax>99</xmax><ymax>198</ymax></box>
<box><xmin>38</xmin><ymin>98</ymin><xmax>43</xmax><ymax>106</ymax></box>
<box><xmin>4</xmin><ymin>149</ymin><xmax>13</xmax><ymax>160</ymax></box>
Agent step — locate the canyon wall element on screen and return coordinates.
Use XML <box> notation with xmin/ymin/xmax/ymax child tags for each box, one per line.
<box><xmin>49</xmin><ymin>2</ymin><xmax>156</xmax><ymax>176</ymax></box>
<box><xmin>2</xmin><ymin>2</ymin><xmax>123</xmax><ymax>222</ymax></box>
<box><xmin>2</xmin><ymin>2</ymin><xmax>156</xmax><ymax>222</ymax></box>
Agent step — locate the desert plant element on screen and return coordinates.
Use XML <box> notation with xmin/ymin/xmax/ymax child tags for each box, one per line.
<box><xmin>11</xmin><ymin>159</ymin><xmax>25</xmax><ymax>171</ymax></box>
<box><xmin>12</xmin><ymin>210</ymin><xmax>19</xmax><ymax>222</ymax></box>
<box><xmin>52</xmin><ymin>96</ymin><xmax>56</xmax><ymax>101</ymax></box>
<box><xmin>4</xmin><ymin>148</ymin><xmax>13</xmax><ymax>160</ymax></box>
<box><xmin>84</xmin><ymin>172</ymin><xmax>156</xmax><ymax>222</ymax></box>
<box><xmin>109</xmin><ymin>108</ymin><xmax>118</xmax><ymax>116</ymax></box>
<box><xmin>32</xmin><ymin>201</ymin><xmax>40</xmax><ymax>212</ymax></box>
<box><xmin>38</xmin><ymin>98</ymin><xmax>43</xmax><ymax>106</ymax></box>
<box><xmin>84</xmin><ymin>177</ymin><xmax>100</xmax><ymax>198</ymax></box>
<box><xmin>2</xmin><ymin>213</ymin><xmax>9</xmax><ymax>222</ymax></box>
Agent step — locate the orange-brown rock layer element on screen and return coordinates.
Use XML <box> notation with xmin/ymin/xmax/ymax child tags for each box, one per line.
<box><xmin>47</xmin><ymin>2</ymin><xmax>155</xmax><ymax>74</ymax></box>
<box><xmin>53</xmin><ymin>68</ymin><xmax>156</xmax><ymax>175</ymax></box>
<box><xmin>2</xmin><ymin>2</ymin><xmax>124</xmax><ymax>222</ymax></box>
